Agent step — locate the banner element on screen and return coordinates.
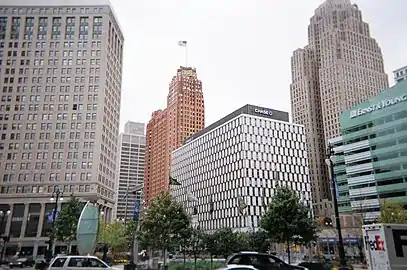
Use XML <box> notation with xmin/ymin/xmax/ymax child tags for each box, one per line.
<box><xmin>46</xmin><ymin>210</ymin><xmax>59</xmax><ymax>224</ymax></box>
<box><xmin>133</xmin><ymin>199</ymin><xmax>141</xmax><ymax>222</ymax></box>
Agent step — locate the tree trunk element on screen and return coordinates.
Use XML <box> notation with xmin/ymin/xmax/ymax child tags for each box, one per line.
<box><xmin>286</xmin><ymin>239</ymin><xmax>291</xmax><ymax>264</ymax></box>
<box><xmin>194</xmin><ymin>252</ymin><xmax>197</xmax><ymax>270</ymax></box>
<box><xmin>183</xmin><ymin>248</ymin><xmax>186</xmax><ymax>268</ymax></box>
<box><xmin>163</xmin><ymin>249</ymin><xmax>166</xmax><ymax>269</ymax></box>
<box><xmin>210</xmin><ymin>254</ymin><xmax>213</xmax><ymax>270</ymax></box>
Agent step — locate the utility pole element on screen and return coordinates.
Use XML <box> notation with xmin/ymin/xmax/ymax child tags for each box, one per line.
<box><xmin>325</xmin><ymin>144</ymin><xmax>347</xmax><ymax>267</ymax></box>
<box><xmin>46</xmin><ymin>188</ymin><xmax>63</xmax><ymax>260</ymax></box>
<box><xmin>0</xmin><ymin>209</ymin><xmax>11</xmax><ymax>263</ymax></box>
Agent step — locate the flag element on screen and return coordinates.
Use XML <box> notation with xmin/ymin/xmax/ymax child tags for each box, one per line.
<box><xmin>178</xmin><ymin>40</ymin><xmax>187</xmax><ymax>47</ymax></box>
<box><xmin>333</xmin><ymin>175</ymin><xmax>339</xmax><ymax>199</ymax></box>
<box><xmin>237</xmin><ymin>195</ymin><xmax>247</xmax><ymax>215</ymax></box>
<box><xmin>209</xmin><ymin>197</ymin><xmax>214</xmax><ymax>214</ymax></box>
<box><xmin>169</xmin><ymin>175</ymin><xmax>181</xmax><ymax>186</ymax></box>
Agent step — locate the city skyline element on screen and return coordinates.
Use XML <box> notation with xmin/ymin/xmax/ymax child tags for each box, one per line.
<box><xmin>108</xmin><ymin>0</ymin><xmax>406</xmax><ymax>130</ymax></box>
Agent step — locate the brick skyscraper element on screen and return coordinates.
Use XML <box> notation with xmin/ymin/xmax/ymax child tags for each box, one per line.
<box><xmin>290</xmin><ymin>0</ymin><xmax>388</xmax><ymax>216</ymax></box>
<box><xmin>144</xmin><ymin>67</ymin><xmax>205</xmax><ymax>205</ymax></box>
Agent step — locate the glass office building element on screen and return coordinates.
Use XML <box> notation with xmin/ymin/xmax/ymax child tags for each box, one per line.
<box><xmin>330</xmin><ymin>81</ymin><xmax>407</xmax><ymax>222</ymax></box>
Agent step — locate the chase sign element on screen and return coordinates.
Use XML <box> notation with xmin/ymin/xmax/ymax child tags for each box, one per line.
<box><xmin>254</xmin><ymin>108</ymin><xmax>273</xmax><ymax>116</ymax></box>
<box><xmin>350</xmin><ymin>94</ymin><xmax>407</xmax><ymax>119</ymax></box>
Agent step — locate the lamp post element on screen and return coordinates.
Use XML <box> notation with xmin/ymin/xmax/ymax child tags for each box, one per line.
<box><xmin>47</xmin><ymin>188</ymin><xmax>63</xmax><ymax>260</ymax></box>
<box><xmin>325</xmin><ymin>144</ymin><xmax>347</xmax><ymax>268</ymax></box>
<box><xmin>0</xmin><ymin>209</ymin><xmax>11</xmax><ymax>263</ymax></box>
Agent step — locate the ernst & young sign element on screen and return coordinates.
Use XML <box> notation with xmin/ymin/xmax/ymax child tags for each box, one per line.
<box><xmin>254</xmin><ymin>108</ymin><xmax>273</xmax><ymax>116</ymax></box>
<box><xmin>350</xmin><ymin>94</ymin><xmax>407</xmax><ymax>119</ymax></box>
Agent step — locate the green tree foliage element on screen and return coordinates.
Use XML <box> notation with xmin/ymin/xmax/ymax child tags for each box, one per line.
<box><xmin>53</xmin><ymin>197</ymin><xmax>83</xmax><ymax>246</ymax></box>
<box><xmin>136</xmin><ymin>191</ymin><xmax>191</xmax><ymax>253</ymax></box>
<box><xmin>125</xmin><ymin>219</ymin><xmax>137</xmax><ymax>238</ymax></box>
<box><xmin>178</xmin><ymin>226</ymin><xmax>193</xmax><ymax>265</ymax></box>
<box><xmin>213</xmin><ymin>227</ymin><xmax>240</xmax><ymax>258</ymax></box>
<box><xmin>247</xmin><ymin>230</ymin><xmax>269</xmax><ymax>253</ymax></box>
<box><xmin>190</xmin><ymin>228</ymin><xmax>206</xmax><ymax>267</ymax></box>
<box><xmin>379</xmin><ymin>200</ymin><xmax>407</xmax><ymax>224</ymax></box>
<box><xmin>202</xmin><ymin>232</ymin><xmax>218</xmax><ymax>257</ymax></box>
<box><xmin>260</xmin><ymin>187</ymin><xmax>317</xmax><ymax>263</ymax></box>
<box><xmin>99</xmin><ymin>221</ymin><xmax>127</xmax><ymax>253</ymax></box>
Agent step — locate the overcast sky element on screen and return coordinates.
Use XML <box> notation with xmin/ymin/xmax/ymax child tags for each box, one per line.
<box><xmin>111</xmin><ymin>0</ymin><xmax>407</xmax><ymax>131</ymax></box>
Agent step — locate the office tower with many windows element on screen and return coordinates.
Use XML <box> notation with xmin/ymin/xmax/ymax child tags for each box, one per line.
<box><xmin>0</xmin><ymin>0</ymin><xmax>123</xmax><ymax>256</ymax></box>
<box><xmin>330</xmin><ymin>81</ymin><xmax>407</xmax><ymax>222</ymax></box>
<box><xmin>114</xmin><ymin>121</ymin><xmax>145</xmax><ymax>222</ymax></box>
<box><xmin>144</xmin><ymin>67</ymin><xmax>205</xmax><ymax>206</ymax></box>
<box><xmin>394</xmin><ymin>65</ymin><xmax>407</xmax><ymax>84</ymax></box>
<box><xmin>171</xmin><ymin>105</ymin><xmax>312</xmax><ymax>232</ymax></box>
<box><xmin>290</xmin><ymin>0</ymin><xmax>389</xmax><ymax>216</ymax></box>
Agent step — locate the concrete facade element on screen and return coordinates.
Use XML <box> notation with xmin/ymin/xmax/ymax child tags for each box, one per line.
<box><xmin>290</xmin><ymin>0</ymin><xmax>389</xmax><ymax>216</ymax></box>
<box><xmin>171</xmin><ymin>105</ymin><xmax>312</xmax><ymax>232</ymax></box>
<box><xmin>0</xmin><ymin>0</ymin><xmax>123</xmax><ymax>256</ymax></box>
<box><xmin>114</xmin><ymin>122</ymin><xmax>145</xmax><ymax>222</ymax></box>
<box><xmin>394</xmin><ymin>65</ymin><xmax>407</xmax><ymax>84</ymax></box>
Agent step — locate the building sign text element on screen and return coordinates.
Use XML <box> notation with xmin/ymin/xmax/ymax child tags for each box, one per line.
<box><xmin>350</xmin><ymin>94</ymin><xmax>407</xmax><ymax>118</ymax></box>
<box><xmin>254</xmin><ymin>108</ymin><xmax>273</xmax><ymax>116</ymax></box>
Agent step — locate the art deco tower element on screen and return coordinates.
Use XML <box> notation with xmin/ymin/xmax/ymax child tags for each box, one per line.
<box><xmin>290</xmin><ymin>0</ymin><xmax>389</xmax><ymax>216</ymax></box>
<box><xmin>143</xmin><ymin>67</ymin><xmax>205</xmax><ymax>206</ymax></box>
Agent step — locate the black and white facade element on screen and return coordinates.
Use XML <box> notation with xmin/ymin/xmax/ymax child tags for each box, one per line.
<box><xmin>171</xmin><ymin>104</ymin><xmax>312</xmax><ymax>232</ymax></box>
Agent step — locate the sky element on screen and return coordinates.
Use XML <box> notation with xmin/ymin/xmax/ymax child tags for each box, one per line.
<box><xmin>111</xmin><ymin>0</ymin><xmax>407</xmax><ymax>131</ymax></box>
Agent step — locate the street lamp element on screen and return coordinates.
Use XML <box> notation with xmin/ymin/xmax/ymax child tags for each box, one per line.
<box><xmin>325</xmin><ymin>143</ymin><xmax>347</xmax><ymax>268</ymax></box>
<box><xmin>0</xmin><ymin>209</ymin><xmax>11</xmax><ymax>263</ymax></box>
<box><xmin>47</xmin><ymin>188</ymin><xmax>63</xmax><ymax>260</ymax></box>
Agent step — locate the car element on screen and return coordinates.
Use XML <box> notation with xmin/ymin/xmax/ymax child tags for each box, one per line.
<box><xmin>218</xmin><ymin>265</ymin><xmax>260</xmax><ymax>270</ymax></box>
<box><xmin>9</xmin><ymin>257</ymin><xmax>36</xmax><ymax>268</ymax></box>
<box><xmin>47</xmin><ymin>255</ymin><xmax>119</xmax><ymax>270</ymax></box>
<box><xmin>226</xmin><ymin>252</ymin><xmax>309</xmax><ymax>270</ymax></box>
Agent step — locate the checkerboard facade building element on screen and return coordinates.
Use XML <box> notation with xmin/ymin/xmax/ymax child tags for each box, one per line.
<box><xmin>171</xmin><ymin>105</ymin><xmax>312</xmax><ymax>232</ymax></box>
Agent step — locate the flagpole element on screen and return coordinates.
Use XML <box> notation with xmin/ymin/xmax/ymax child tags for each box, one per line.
<box><xmin>185</xmin><ymin>44</ymin><xmax>188</xmax><ymax>67</ymax></box>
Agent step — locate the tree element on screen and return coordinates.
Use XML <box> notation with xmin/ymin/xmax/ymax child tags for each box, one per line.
<box><xmin>53</xmin><ymin>196</ymin><xmax>83</xmax><ymax>253</ymax></box>
<box><xmin>202</xmin><ymin>232</ymin><xmax>218</xmax><ymax>267</ymax></box>
<box><xmin>213</xmin><ymin>227</ymin><xmax>240</xmax><ymax>258</ymax></box>
<box><xmin>260</xmin><ymin>187</ymin><xmax>317</xmax><ymax>264</ymax></box>
<box><xmin>247</xmin><ymin>230</ymin><xmax>269</xmax><ymax>253</ymax></box>
<box><xmin>379</xmin><ymin>200</ymin><xmax>407</xmax><ymax>224</ymax></box>
<box><xmin>178</xmin><ymin>226</ymin><xmax>193</xmax><ymax>267</ymax></box>
<box><xmin>190</xmin><ymin>229</ymin><xmax>205</xmax><ymax>269</ymax></box>
<box><xmin>136</xmin><ymin>191</ymin><xmax>191</xmax><ymax>266</ymax></box>
<box><xmin>99</xmin><ymin>221</ymin><xmax>127</xmax><ymax>255</ymax></box>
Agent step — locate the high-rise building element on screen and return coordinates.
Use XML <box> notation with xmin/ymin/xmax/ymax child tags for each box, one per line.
<box><xmin>144</xmin><ymin>67</ymin><xmax>205</xmax><ymax>206</ymax></box>
<box><xmin>171</xmin><ymin>105</ymin><xmax>312</xmax><ymax>232</ymax></box>
<box><xmin>330</xmin><ymin>81</ymin><xmax>407</xmax><ymax>223</ymax></box>
<box><xmin>290</xmin><ymin>0</ymin><xmax>389</xmax><ymax>216</ymax></box>
<box><xmin>0</xmin><ymin>0</ymin><xmax>123</xmax><ymax>256</ymax></box>
<box><xmin>394</xmin><ymin>65</ymin><xmax>407</xmax><ymax>84</ymax></box>
<box><xmin>114</xmin><ymin>121</ymin><xmax>145</xmax><ymax>222</ymax></box>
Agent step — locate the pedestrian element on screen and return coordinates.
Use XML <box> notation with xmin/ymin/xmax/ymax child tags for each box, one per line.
<box><xmin>102</xmin><ymin>244</ymin><xmax>108</xmax><ymax>263</ymax></box>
